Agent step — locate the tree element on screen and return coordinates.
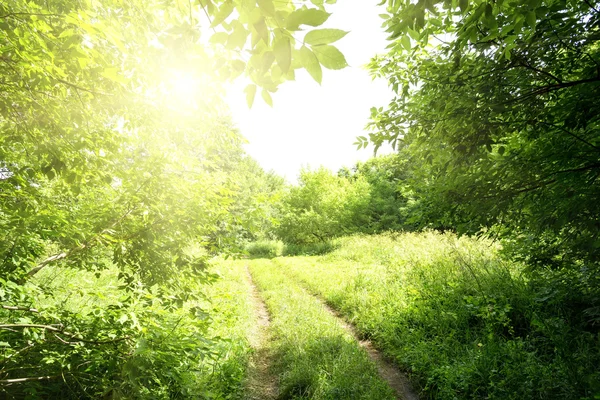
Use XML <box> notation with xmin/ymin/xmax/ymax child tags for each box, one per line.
<box><xmin>349</xmin><ymin>154</ymin><xmax>413</xmax><ymax>232</ymax></box>
<box><xmin>212</xmin><ymin>155</ymin><xmax>286</xmax><ymax>247</ymax></box>
<box><xmin>276</xmin><ymin>167</ymin><xmax>370</xmax><ymax>244</ymax></box>
<box><xmin>1</xmin><ymin>0</ymin><xmax>336</xmax><ymax>395</ymax></box>
<box><xmin>365</xmin><ymin>0</ymin><xmax>600</xmax><ymax>258</ymax></box>
<box><xmin>361</xmin><ymin>0</ymin><xmax>600</xmax><ymax>333</ymax></box>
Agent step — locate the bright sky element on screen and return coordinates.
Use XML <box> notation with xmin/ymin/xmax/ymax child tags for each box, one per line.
<box><xmin>226</xmin><ymin>2</ymin><xmax>394</xmax><ymax>183</ymax></box>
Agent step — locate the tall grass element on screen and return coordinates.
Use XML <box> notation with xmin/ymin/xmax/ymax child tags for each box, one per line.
<box><xmin>198</xmin><ymin>260</ymin><xmax>256</xmax><ymax>398</ymax></box>
<box><xmin>245</xmin><ymin>258</ymin><xmax>395</xmax><ymax>399</ymax></box>
<box><xmin>274</xmin><ymin>232</ymin><xmax>600</xmax><ymax>399</ymax></box>
<box><xmin>245</xmin><ymin>240</ymin><xmax>284</xmax><ymax>258</ymax></box>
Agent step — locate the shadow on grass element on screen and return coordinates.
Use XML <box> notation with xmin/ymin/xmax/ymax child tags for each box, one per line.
<box><xmin>245</xmin><ymin>241</ymin><xmax>339</xmax><ymax>259</ymax></box>
<box><xmin>273</xmin><ymin>335</ymin><xmax>393</xmax><ymax>400</ymax></box>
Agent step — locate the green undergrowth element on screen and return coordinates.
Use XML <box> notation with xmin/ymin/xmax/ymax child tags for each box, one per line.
<box><xmin>1</xmin><ymin>256</ymin><xmax>254</xmax><ymax>399</ymax></box>
<box><xmin>243</xmin><ymin>258</ymin><xmax>395</xmax><ymax>400</ymax></box>
<box><xmin>244</xmin><ymin>240</ymin><xmax>336</xmax><ymax>258</ymax></box>
<box><xmin>273</xmin><ymin>232</ymin><xmax>600</xmax><ymax>399</ymax></box>
<box><xmin>199</xmin><ymin>260</ymin><xmax>256</xmax><ymax>399</ymax></box>
<box><xmin>245</xmin><ymin>240</ymin><xmax>285</xmax><ymax>258</ymax></box>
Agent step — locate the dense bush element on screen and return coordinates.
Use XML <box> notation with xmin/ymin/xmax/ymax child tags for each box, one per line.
<box><xmin>245</xmin><ymin>240</ymin><xmax>284</xmax><ymax>258</ymax></box>
<box><xmin>276</xmin><ymin>167</ymin><xmax>371</xmax><ymax>244</ymax></box>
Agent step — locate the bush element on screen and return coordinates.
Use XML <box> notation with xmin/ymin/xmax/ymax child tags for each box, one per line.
<box><xmin>245</xmin><ymin>240</ymin><xmax>284</xmax><ymax>258</ymax></box>
<box><xmin>282</xmin><ymin>241</ymin><xmax>338</xmax><ymax>256</ymax></box>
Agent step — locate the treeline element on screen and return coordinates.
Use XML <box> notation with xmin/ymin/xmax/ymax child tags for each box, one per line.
<box><xmin>274</xmin><ymin>157</ymin><xmax>409</xmax><ymax>244</ymax></box>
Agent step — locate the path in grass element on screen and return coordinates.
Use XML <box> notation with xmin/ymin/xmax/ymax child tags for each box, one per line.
<box><xmin>246</xmin><ymin>258</ymin><xmax>400</xmax><ymax>400</ymax></box>
<box><xmin>312</xmin><ymin>291</ymin><xmax>419</xmax><ymax>400</ymax></box>
<box><xmin>243</xmin><ymin>266</ymin><xmax>278</xmax><ymax>400</ymax></box>
<box><xmin>274</xmin><ymin>257</ymin><xmax>419</xmax><ymax>400</ymax></box>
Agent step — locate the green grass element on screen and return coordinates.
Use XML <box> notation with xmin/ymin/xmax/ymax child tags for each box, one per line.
<box><xmin>197</xmin><ymin>260</ymin><xmax>257</xmax><ymax>399</ymax></box>
<box><xmin>272</xmin><ymin>232</ymin><xmax>600</xmax><ymax>399</ymax></box>
<box><xmin>241</xmin><ymin>258</ymin><xmax>395</xmax><ymax>400</ymax></box>
<box><xmin>244</xmin><ymin>240</ymin><xmax>336</xmax><ymax>258</ymax></box>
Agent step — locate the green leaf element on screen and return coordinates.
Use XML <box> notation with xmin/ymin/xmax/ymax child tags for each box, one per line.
<box><xmin>286</xmin><ymin>9</ymin><xmax>331</xmax><ymax>31</ymax></box>
<box><xmin>244</xmin><ymin>84</ymin><xmax>257</xmax><ymax>107</ymax></box>
<box><xmin>298</xmin><ymin>46</ymin><xmax>322</xmax><ymax>83</ymax></box>
<box><xmin>257</xmin><ymin>0</ymin><xmax>275</xmax><ymax>16</ymax></box>
<box><xmin>273</xmin><ymin>35</ymin><xmax>292</xmax><ymax>73</ymax></box>
<box><xmin>230</xmin><ymin>59</ymin><xmax>246</xmax><ymax>79</ymax></box>
<box><xmin>401</xmin><ymin>35</ymin><xmax>411</xmax><ymax>51</ymax></box>
<box><xmin>253</xmin><ymin>17</ymin><xmax>269</xmax><ymax>44</ymax></box>
<box><xmin>209</xmin><ymin>32</ymin><xmax>229</xmax><ymax>45</ymax></box>
<box><xmin>313</xmin><ymin>44</ymin><xmax>347</xmax><ymax>70</ymax></box>
<box><xmin>459</xmin><ymin>0</ymin><xmax>468</xmax><ymax>12</ymax></box>
<box><xmin>261</xmin><ymin>51</ymin><xmax>275</xmax><ymax>73</ymax></box>
<box><xmin>226</xmin><ymin>22</ymin><xmax>249</xmax><ymax>49</ymax></box>
<box><xmin>211</xmin><ymin>1</ymin><xmax>235</xmax><ymax>27</ymax></box>
<box><xmin>240</xmin><ymin>0</ymin><xmax>256</xmax><ymax>13</ymax></box>
<box><xmin>101</xmin><ymin>67</ymin><xmax>127</xmax><ymax>84</ymax></box>
<box><xmin>525</xmin><ymin>11</ymin><xmax>537</xmax><ymax>28</ymax></box>
<box><xmin>304</xmin><ymin>29</ymin><xmax>348</xmax><ymax>46</ymax></box>
<box><xmin>261</xmin><ymin>89</ymin><xmax>273</xmax><ymax>106</ymax></box>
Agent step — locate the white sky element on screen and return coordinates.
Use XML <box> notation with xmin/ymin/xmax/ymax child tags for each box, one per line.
<box><xmin>225</xmin><ymin>1</ymin><xmax>394</xmax><ymax>183</ymax></box>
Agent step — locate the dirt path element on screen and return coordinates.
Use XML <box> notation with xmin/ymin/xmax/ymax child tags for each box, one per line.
<box><xmin>299</xmin><ymin>285</ymin><xmax>419</xmax><ymax>400</ymax></box>
<box><xmin>243</xmin><ymin>266</ymin><xmax>278</xmax><ymax>400</ymax></box>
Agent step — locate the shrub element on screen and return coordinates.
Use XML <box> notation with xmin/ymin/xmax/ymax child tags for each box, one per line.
<box><xmin>245</xmin><ymin>240</ymin><xmax>284</xmax><ymax>258</ymax></box>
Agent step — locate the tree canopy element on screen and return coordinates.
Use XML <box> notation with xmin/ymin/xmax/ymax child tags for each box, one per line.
<box><xmin>363</xmin><ymin>0</ymin><xmax>600</xmax><ymax>266</ymax></box>
<box><xmin>0</xmin><ymin>0</ymin><xmax>309</xmax><ymax>395</ymax></box>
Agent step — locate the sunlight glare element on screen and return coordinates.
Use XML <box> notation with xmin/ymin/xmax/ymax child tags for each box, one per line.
<box><xmin>169</xmin><ymin>69</ymin><xmax>199</xmax><ymax>100</ymax></box>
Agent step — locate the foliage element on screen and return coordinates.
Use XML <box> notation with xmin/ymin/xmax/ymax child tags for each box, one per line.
<box><xmin>343</xmin><ymin>154</ymin><xmax>415</xmax><ymax>232</ymax></box>
<box><xmin>360</xmin><ymin>1</ymin><xmax>600</xmax><ymax>333</ymax></box>
<box><xmin>274</xmin><ymin>232</ymin><xmax>600</xmax><ymax>399</ymax></box>
<box><xmin>245</xmin><ymin>240</ymin><xmax>284</xmax><ymax>258</ymax></box>
<box><xmin>365</xmin><ymin>0</ymin><xmax>600</xmax><ymax>259</ymax></box>
<box><xmin>198</xmin><ymin>260</ymin><xmax>259</xmax><ymax>399</ymax></box>
<box><xmin>281</xmin><ymin>241</ymin><xmax>338</xmax><ymax>256</ymax></box>
<box><xmin>244</xmin><ymin>258</ymin><xmax>396</xmax><ymax>399</ymax></box>
<box><xmin>0</xmin><ymin>0</ymin><xmax>291</xmax><ymax>395</ymax></box>
<box><xmin>274</xmin><ymin>155</ymin><xmax>420</xmax><ymax>244</ymax></box>
<box><xmin>218</xmin><ymin>157</ymin><xmax>285</xmax><ymax>247</ymax></box>
<box><xmin>198</xmin><ymin>0</ymin><xmax>348</xmax><ymax>104</ymax></box>
<box><xmin>0</xmin><ymin>251</ymin><xmax>258</xmax><ymax>399</ymax></box>
<box><xmin>276</xmin><ymin>167</ymin><xmax>371</xmax><ymax>244</ymax></box>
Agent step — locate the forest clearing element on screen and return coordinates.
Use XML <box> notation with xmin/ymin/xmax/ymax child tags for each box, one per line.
<box><xmin>2</xmin><ymin>0</ymin><xmax>599</xmax><ymax>398</ymax></box>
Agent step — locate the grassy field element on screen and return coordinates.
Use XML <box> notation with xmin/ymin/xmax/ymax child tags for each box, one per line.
<box><xmin>197</xmin><ymin>260</ymin><xmax>256</xmax><ymax>399</ymax></box>
<box><xmin>270</xmin><ymin>232</ymin><xmax>600</xmax><ymax>399</ymax></box>
<box><xmin>8</xmin><ymin>232</ymin><xmax>599</xmax><ymax>399</ymax></box>
<box><xmin>243</xmin><ymin>258</ymin><xmax>395</xmax><ymax>399</ymax></box>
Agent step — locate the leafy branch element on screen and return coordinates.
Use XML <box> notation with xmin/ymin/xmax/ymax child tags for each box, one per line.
<box><xmin>0</xmin><ymin>324</ymin><xmax>132</xmax><ymax>345</ymax></box>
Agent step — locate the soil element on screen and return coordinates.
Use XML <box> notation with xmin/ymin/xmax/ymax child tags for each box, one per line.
<box><xmin>303</xmin><ymin>286</ymin><xmax>419</xmax><ymax>400</ymax></box>
<box><xmin>243</xmin><ymin>266</ymin><xmax>278</xmax><ymax>400</ymax></box>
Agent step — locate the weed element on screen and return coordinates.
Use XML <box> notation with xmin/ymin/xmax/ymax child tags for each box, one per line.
<box><xmin>274</xmin><ymin>232</ymin><xmax>600</xmax><ymax>399</ymax></box>
<box><xmin>244</xmin><ymin>259</ymin><xmax>395</xmax><ymax>399</ymax></box>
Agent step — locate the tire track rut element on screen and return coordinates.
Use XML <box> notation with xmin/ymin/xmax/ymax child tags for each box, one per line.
<box><xmin>291</xmin><ymin>278</ymin><xmax>419</xmax><ymax>400</ymax></box>
<box><xmin>244</xmin><ymin>266</ymin><xmax>278</xmax><ymax>400</ymax></box>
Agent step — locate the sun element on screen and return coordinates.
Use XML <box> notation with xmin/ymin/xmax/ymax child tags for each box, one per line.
<box><xmin>168</xmin><ymin>69</ymin><xmax>199</xmax><ymax>100</ymax></box>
